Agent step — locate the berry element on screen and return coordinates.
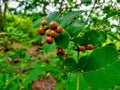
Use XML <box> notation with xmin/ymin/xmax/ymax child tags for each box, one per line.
<box><xmin>87</xmin><ymin>44</ymin><xmax>93</xmax><ymax>50</ymax></box>
<box><xmin>50</xmin><ymin>30</ymin><xmax>57</xmax><ymax>37</ymax></box>
<box><xmin>38</xmin><ymin>28</ymin><xmax>45</xmax><ymax>35</ymax></box>
<box><xmin>58</xmin><ymin>48</ymin><xmax>65</xmax><ymax>55</ymax></box>
<box><xmin>79</xmin><ymin>46</ymin><xmax>85</xmax><ymax>51</ymax></box>
<box><xmin>45</xmin><ymin>29</ymin><xmax>51</xmax><ymax>36</ymax></box>
<box><xmin>49</xmin><ymin>21</ymin><xmax>58</xmax><ymax>30</ymax></box>
<box><xmin>56</xmin><ymin>26</ymin><xmax>63</xmax><ymax>33</ymax></box>
<box><xmin>41</xmin><ymin>19</ymin><xmax>47</xmax><ymax>26</ymax></box>
<box><xmin>46</xmin><ymin>36</ymin><xmax>53</xmax><ymax>44</ymax></box>
<box><xmin>44</xmin><ymin>25</ymin><xmax>49</xmax><ymax>30</ymax></box>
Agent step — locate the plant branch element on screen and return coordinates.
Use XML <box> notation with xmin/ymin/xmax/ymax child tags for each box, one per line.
<box><xmin>118</xmin><ymin>15</ymin><xmax>120</xmax><ymax>35</ymax></box>
<box><xmin>78</xmin><ymin>2</ymin><xmax>82</xmax><ymax>10</ymax></box>
<box><xmin>85</xmin><ymin>0</ymin><xmax>97</xmax><ymax>24</ymax></box>
<box><xmin>76</xmin><ymin>45</ymin><xmax>80</xmax><ymax>90</ymax></box>
<box><xmin>0</xmin><ymin>1</ymin><xmax>3</xmax><ymax>31</ymax></box>
<box><xmin>59</xmin><ymin>0</ymin><xmax>64</xmax><ymax>17</ymax></box>
<box><xmin>3</xmin><ymin>1</ymin><xmax>8</xmax><ymax>30</ymax></box>
<box><xmin>3</xmin><ymin>1</ymin><xmax>7</xmax><ymax>18</ymax></box>
<box><xmin>77</xmin><ymin>72</ymin><xmax>80</xmax><ymax>90</ymax></box>
<box><xmin>43</xmin><ymin>4</ymin><xmax>47</xmax><ymax>16</ymax></box>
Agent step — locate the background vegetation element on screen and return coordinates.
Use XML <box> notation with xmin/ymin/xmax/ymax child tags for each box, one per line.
<box><xmin>0</xmin><ymin>0</ymin><xmax>120</xmax><ymax>90</ymax></box>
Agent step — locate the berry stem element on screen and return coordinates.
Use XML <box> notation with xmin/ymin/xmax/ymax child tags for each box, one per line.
<box><xmin>77</xmin><ymin>49</ymin><xmax>80</xmax><ymax>61</ymax></box>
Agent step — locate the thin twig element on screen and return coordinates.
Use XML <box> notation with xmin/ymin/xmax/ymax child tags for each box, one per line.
<box><xmin>43</xmin><ymin>4</ymin><xmax>46</xmax><ymax>16</ymax></box>
<box><xmin>85</xmin><ymin>0</ymin><xmax>97</xmax><ymax>24</ymax></box>
<box><xmin>59</xmin><ymin>0</ymin><xmax>64</xmax><ymax>17</ymax></box>
<box><xmin>0</xmin><ymin>1</ymin><xmax>3</xmax><ymax>31</ymax></box>
<box><xmin>118</xmin><ymin>16</ymin><xmax>120</xmax><ymax>35</ymax></box>
<box><xmin>78</xmin><ymin>3</ymin><xmax>82</xmax><ymax>10</ymax></box>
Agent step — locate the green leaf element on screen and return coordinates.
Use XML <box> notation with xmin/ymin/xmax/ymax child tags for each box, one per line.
<box><xmin>103</xmin><ymin>6</ymin><xmax>110</xmax><ymax>13</ymax></box>
<box><xmin>41</xmin><ymin>35</ymin><xmax>47</xmax><ymax>43</ymax></box>
<box><xmin>32</xmin><ymin>18</ymin><xmax>42</xmax><ymax>28</ymax></box>
<box><xmin>64</xmin><ymin>58</ymin><xmax>77</xmax><ymax>71</ymax></box>
<box><xmin>98</xmin><ymin>31</ymin><xmax>107</xmax><ymax>43</ymax></box>
<box><xmin>80</xmin><ymin>74</ymin><xmax>91</xmax><ymax>90</ymax></box>
<box><xmin>54</xmin><ymin>82</ymin><xmax>65</xmax><ymax>90</ymax></box>
<box><xmin>60</xmin><ymin>11</ymin><xmax>84</xmax><ymax>27</ymax></box>
<box><xmin>57</xmin><ymin>52</ymin><xmax>64</xmax><ymax>60</ymax></box>
<box><xmin>73</xmin><ymin>36</ymin><xmax>84</xmax><ymax>45</ymax></box>
<box><xmin>0</xmin><ymin>74</ymin><xmax>4</xmax><ymax>87</ymax></box>
<box><xmin>83</xmin><ymin>46</ymin><xmax>120</xmax><ymax>89</ymax></box>
<box><xmin>32</xmin><ymin>12</ymin><xmax>59</xmax><ymax>28</ymax></box>
<box><xmin>54</xmin><ymin>73</ymin><xmax>78</xmax><ymax>90</ymax></box>
<box><xmin>25</xmin><ymin>63</ymin><xmax>42</xmax><ymax>86</ymax></box>
<box><xmin>43</xmin><ymin>64</ymin><xmax>59</xmax><ymax>73</ymax></box>
<box><xmin>107</xmin><ymin>33</ymin><xmax>120</xmax><ymax>41</ymax></box>
<box><xmin>106</xmin><ymin>43</ymin><xmax>116</xmax><ymax>48</ymax></box>
<box><xmin>54</xmin><ymin>0</ymin><xmax>59</xmax><ymax>5</ymax></box>
<box><xmin>81</xmin><ymin>0</ymin><xmax>91</xmax><ymax>5</ymax></box>
<box><xmin>104</xmin><ymin>9</ymin><xmax>119</xmax><ymax>19</ymax></box>
<box><xmin>66</xmin><ymin>25</ymin><xmax>82</xmax><ymax>37</ymax></box>
<box><xmin>29</xmin><ymin>36</ymin><xmax>40</xmax><ymax>43</ymax></box>
<box><xmin>43</xmin><ymin>42</ymin><xmax>56</xmax><ymax>54</ymax></box>
<box><xmin>78</xmin><ymin>56</ymin><xmax>88</xmax><ymax>70</ymax></box>
<box><xmin>65</xmin><ymin>73</ymin><xmax>90</xmax><ymax>90</ymax></box>
<box><xmin>46</xmin><ymin>12</ymin><xmax>59</xmax><ymax>23</ymax></box>
<box><xmin>67</xmin><ymin>0</ymin><xmax>73</xmax><ymax>5</ymax></box>
<box><xmin>82</xmin><ymin>30</ymin><xmax>101</xmax><ymax>47</ymax></box>
<box><xmin>65</xmin><ymin>73</ymin><xmax>77</xmax><ymax>90</ymax></box>
<box><xmin>84</xmin><ymin>61</ymin><xmax>120</xmax><ymax>89</ymax></box>
<box><xmin>84</xmin><ymin>46</ymin><xmax>119</xmax><ymax>71</ymax></box>
<box><xmin>117</xmin><ymin>0</ymin><xmax>120</xmax><ymax>3</ymax></box>
<box><xmin>54</xmin><ymin>31</ymin><xmax>70</xmax><ymax>49</ymax></box>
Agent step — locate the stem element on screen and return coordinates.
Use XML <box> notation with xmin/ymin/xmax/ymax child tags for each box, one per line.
<box><xmin>77</xmin><ymin>51</ymin><xmax>80</xmax><ymax>62</ymax></box>
<box><xmin>3</xmin><ymin>1</ymin><xmax>8</xmax><ymax>30</ymax></box>
<box><xmin>118</xmin><ymin>16</ymin><xmax>120</xmax><ymax>34</ymax></box>
<box><xmin>0</xmin><ymin>1</ymin><xmax>3</xmax><ymax>31</ymax></box>
<box><xmin>43</xmin><ymin>4</ymin><xmax>46</xmax><ymax>16</ymax></box>
<box><xmin>77</xmin><ymin>71</ymin><xmax>80</xmax><ymax>90</ymax></box>
<box><xmin>3</xmin><ymin>1</ymin><xmax>7</xmax><ymax>19</ymax></box>
<box><xmin>76</xmin><ymin>46</ymin><xmax>80</xmax><ymax>90</ymax></box>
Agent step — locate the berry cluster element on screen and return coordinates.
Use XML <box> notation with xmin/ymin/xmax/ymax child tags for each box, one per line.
<box><xmin>78</xmin><ymin>44</ymin><xmax>93</xmax><ymax>51</ymax></box>
<box><xmin>38</xmin><ymin>19</ymin><xmax>63</xmax><ymax>44</ymax></box>
<box><xmin>38</xmin><ymin>19</ymin><xmax>65</xmax><ymax>55</ymax></box>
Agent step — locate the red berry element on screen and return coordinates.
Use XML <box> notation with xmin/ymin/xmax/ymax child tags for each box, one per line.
<box><xmin>50</xmin><ymin>30</ymin><xmax>57</xmax><ymax>37</ymax></box>
<box><xmin>38</xmin><ymin>28</ymin><xmax>45</xmax><ymax>35</ymax></box>
<box><xmin>79</xmin><ymin>46</ymin><xmax>85</xmax><ymax>51</ymax></box>
<box><xmin>49</xmin><ymin>21</ymin><xmax>58</xmax><ymax>30</ymax></box>
<box><xmin>58</xmin><ymin>48</ymin><xmax>65</xmax><ymax>55</ymax></box>
<box><xmin>87</xmin><ymin>44</ymin><xmax>93</xmax><ymax>50</ymax></box>
<box><xmin>56</xmin><ymin>26</ymin><xmax>63</xmax><ymax>33</ymax></box>
<box><xmin>41</xmin><ymin>19</ymin><xmax>47</xmax><ymax>26</ymax></box>
<box><xmin>46</xmin><ymin>36</ymin><xmax>53</xmax><ymax>44</ymax></box>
